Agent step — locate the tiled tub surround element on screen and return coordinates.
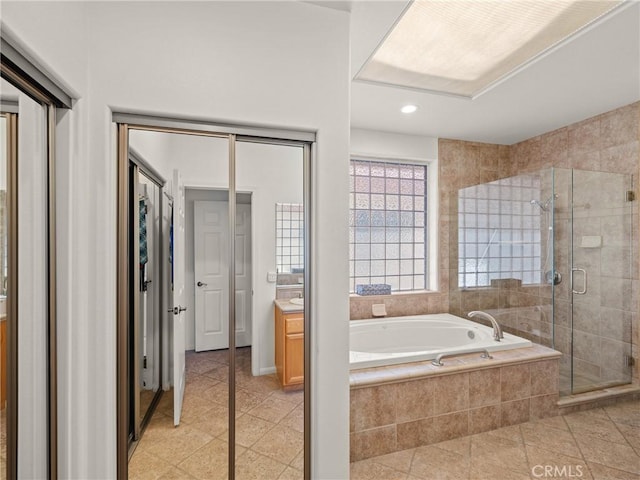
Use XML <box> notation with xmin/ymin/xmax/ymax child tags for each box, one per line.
<box><xmin>350</xmin><ymin>345</ymin><xmax>560</xmax><ymax>461</ymax></box>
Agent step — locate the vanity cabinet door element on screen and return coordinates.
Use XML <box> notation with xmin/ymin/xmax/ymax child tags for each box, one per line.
<box><xmin>284</xmin><ymin>332</ymin><xmax>304</xmax><ymax>386</ymax></box>
<box><xmin>275</xmin><ymin>307</ymin><xmax>304</xmax><ymax>389</ymax></box>
<box><xmin>0</xmin><ymin>319</ymin><xmax>5</xmax><ymax>408</ymax></box>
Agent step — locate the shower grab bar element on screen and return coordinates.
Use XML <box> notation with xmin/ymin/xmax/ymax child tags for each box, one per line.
<box><xmin>571</xmin><ymin>267</ymin><xmax>587</xmax><ymax>295</ymax></box>
<box><xmin>431</xmin><ymin>348</ymin><xmax>493</xmax><ymax>367</ymax></box>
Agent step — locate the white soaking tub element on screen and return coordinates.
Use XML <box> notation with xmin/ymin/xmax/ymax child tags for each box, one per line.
<box><xmin>350</xmin><ymin>313</ymin><xmax>532</xmax><ymax>370</ymax></box>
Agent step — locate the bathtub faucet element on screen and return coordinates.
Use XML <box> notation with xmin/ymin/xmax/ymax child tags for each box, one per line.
<box><xmin>468</xmin><ymin>311</ymin><xmax>503</xmax><ymax>342</ymax></box>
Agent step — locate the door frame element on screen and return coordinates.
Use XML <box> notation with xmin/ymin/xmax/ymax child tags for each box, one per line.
<box><xmin>115</xmin><ymin>113</ymin><xmax>314</xmax><ymax>480</ymax></box>
<box><xmin>2</xmin><ymin>33</ymin><xmax>74</xmax><ymax>477</ymax></box>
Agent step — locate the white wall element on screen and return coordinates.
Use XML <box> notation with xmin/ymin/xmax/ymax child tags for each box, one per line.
<box><xmin>350</xmin><ymin>128</ymin><xmax>440</xmax><ymax>289</ymax></box>
<box><xmin>3</xmin><ymin>2</ymin><xmax>350</xmax><ymax>478</ymax></box>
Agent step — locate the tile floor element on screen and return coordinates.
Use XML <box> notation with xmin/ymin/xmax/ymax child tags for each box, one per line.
<box><xmin>0</xmin><ymin>408</ymin><xmax>5</xmax><ymax>472</ymax></box>
<box><xmin>351</xmin><ymin>399</ymin><xmax>640</xmax><ymax>480</ymax></box>
<box><xmin>131</xmin><ymin>348</ymin><xmax>638</xmax><ymax>479</ymax></box>
<box><xmin>129</xmin><ymin>347</ymin><xmax>304</xmax><ymax>479</ymax></box>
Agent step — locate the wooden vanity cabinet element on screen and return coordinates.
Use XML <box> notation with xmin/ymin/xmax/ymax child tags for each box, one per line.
<box><xmin>275</xmin><ymin>307</ymin><xmax>304</xmax><ymax>390</ymax></box>
<box><xmin>1</xmin><ymin>318</ymin><xmax>6</xmax><ymax>409</ymax></box>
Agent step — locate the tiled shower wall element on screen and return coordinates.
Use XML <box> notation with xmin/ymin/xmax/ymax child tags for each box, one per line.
<box><xmin>511</xmin><ymin>103</ymin><xmax>640</xmax><ymax>391</ymax></box>
<box><xmin>445</xmin><ymin>101</ymin><xmax>640</xmax><ymax>388</ymax></box>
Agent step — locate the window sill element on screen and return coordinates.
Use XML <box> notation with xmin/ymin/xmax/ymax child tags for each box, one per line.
<box><xmin>349</xmin><ymin>290</ymin><xmax>441</xmax><ymax>299</ymax></box>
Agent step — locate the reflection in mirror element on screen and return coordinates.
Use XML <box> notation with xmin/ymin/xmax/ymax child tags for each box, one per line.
<box><xmin>136</xmin><ymin>171</ymin><xmax>162</xmax><ymax>429</ymax></box>
<box><xmin>276</xmin><ymin>203</ymin><xmax>304</xmax><ymax>287</ymax></box>
<box><xmin>121</xmin><ymin>125</ymin><xmax>309</xmax><ymax>478</ymax></box>
<box><xmin>0</xmin><ymin>111</ymin><xmax>9</xmax><ymax>479</ymax></box>
<box><xmin>125</xmin><ymin>129</ymin><xmax>232</xmax><ymax>476</ymax></box>
<box><xmin>236</xmin><ymin>141</ymin><xmax>304</xmax><ymax>479</ymax></box>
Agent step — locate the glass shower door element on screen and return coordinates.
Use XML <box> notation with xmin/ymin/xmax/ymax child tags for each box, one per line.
<box><xmin>569</xmin><ymin>168</ymin><xmax>634</xmax><ymax>394</ymax></box>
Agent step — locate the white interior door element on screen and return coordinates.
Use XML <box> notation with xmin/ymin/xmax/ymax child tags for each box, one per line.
<box><xmin>171</xmin><ymin>169</ymin><xmax>187</xmax><ymax>426</ymax></box>
<box><xmin>194</xmin><ymin>200</ymin><xmax>229</xmax><ymax>351</ymax></box>
<box><xmin>194</xmin><ymin>200</ymin><xmax>252</xmax><ymax>351</ymax></box>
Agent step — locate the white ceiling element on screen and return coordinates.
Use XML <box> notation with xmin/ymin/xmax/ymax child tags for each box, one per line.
<box><xmin>348</xmin><ymin>0</ymin><xmax>640</xmax><ymax>145</ymax></box>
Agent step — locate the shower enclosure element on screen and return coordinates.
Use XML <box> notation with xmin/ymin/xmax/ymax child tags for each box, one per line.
<box><xmin>553</xmin><ymin>167</ymin><xmax>634</xmax><ymax>395</ymax></box>
<box><xmin>455</xmin><ymin>167</ymin><xmax>634</xmax><ymax>396</ymax></box>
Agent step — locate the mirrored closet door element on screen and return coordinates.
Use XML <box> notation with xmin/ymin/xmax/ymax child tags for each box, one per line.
<box><xmin>117</xmin><ymin>117</ymin><xmax>312</xmax><ymax>480</ymax></box>
<box><xmin>1</xmin><ymin>41</ymin><xmax>72</xmax><ymax>477</ymax></box>
<box><xmin>234</xmin><ymin>140</ymin><xmax>307</xmax><ymax>479</ymax></box>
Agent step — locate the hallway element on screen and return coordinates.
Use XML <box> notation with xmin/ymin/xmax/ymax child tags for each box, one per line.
<box><xmin>129</xmin><ymin>348</ymin><xmax>304</xmax><ymax>479</ymax></box>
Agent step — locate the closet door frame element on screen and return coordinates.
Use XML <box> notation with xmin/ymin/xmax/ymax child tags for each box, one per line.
<box><xmin>1</xmin><ymin>33</ymin><xmax>73</xmax><ymax>477</ymax></box>
<box><xmin>115</xmin><ymin>113</ymin><xmax>314</xmax><ymax>480</ymax></box>
<box><xmin>127</xmin><ymin>153</ymin><xmax>166</xmax><ymax>447</ymax></box>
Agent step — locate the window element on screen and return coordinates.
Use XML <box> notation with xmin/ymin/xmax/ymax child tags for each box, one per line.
<box><xmin>458</xmin><ymin>174</ymin><xmax>543</xmax><ymax>288</ymax></box>
<box><xmin>276</xmin><ymin>203</ymin><xmax>304</xmax><ymax>274</ymax></box>
<box><xmin>349</xmin><ymin>159</ymin><xmax>427</xmax><ymax>293</ymax></box>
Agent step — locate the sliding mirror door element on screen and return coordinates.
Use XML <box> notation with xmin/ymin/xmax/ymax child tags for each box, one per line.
<box><xmin>0</xmin><ymin>75</ymin><xmax>51</xmax><ymax>479</ymax></box>
<box><xmin>234</xmin><ymin>141</ymin><xmax>306</xmax><ymax>479</ymax></box>
<box><xmin>0</xmin><ymin>101</ymin><xmax>16</xmax><ymax>480</ymax></box>
<box><xmin>118</xmin><ymin>118</ymin><xmax>313</xmax><ymax>480</ymax></box>
<box><xmin>122</xmin><ymin>128</ymin><xmax>233</xmax><ymax>475</ymax></box>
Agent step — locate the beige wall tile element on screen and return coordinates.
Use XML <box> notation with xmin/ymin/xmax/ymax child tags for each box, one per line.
<box><xmin>529</xmin><ymin>394</ymin><xmax>559</xmax><ymax>420</ymax></box>
<box><xmin>469</xmin><ymin>405</ymin><xmax>501</xmax><ymax>435</ymax></box>
<box><xmin>469</xmin><ymin>369</ymin><xmax>501</xmax><ymax>408</ymax></box>
<box><xmin>501</xmin><ymin>398</ymin><xmax>530</xmax><ymax>427</ymax></box>
<box><xmin>568</xmin><ymin>117</ymin><xmax>601</xmax><ymax>155</ymax></box>
<box><xmin>432</xmin><ymin>373</ymin><xmax>469</xmax><ymax>415</ymax></box>
<box><xmin>351</xmin><ymin>384</ymin><xmax>396</xmax><ymax>431</ymax></box>
<box><xmin>530</xmin><ymin>360</ymin><xmax>559</xmax><ymax>396</ymax></box>
<box><xmin>395</xmin><ymin>378</ymin><xmax>434</xmax><ymax>423</ymax></box>
<box><xmin>350</xmin><ymin>425</ymin><xmax>397</xmax><ymax>462</ymax></box>
<box><xmin>396</xmin><ymin>418</ymin><xmax>430</xmax><ymax>450</ymax></box>
<box><xmin>601</xmin><ymin>104</ymin><xmax>639</xmax><ymax>149</ymax></box>
<box><xmin>500</xmin><ymin>364</ymin><xmax>531</xmax><ymax>402</ymax></box>
<box><xmin>431</xmin><ymin>411</ymin><xmax>469</xmax><ymax>444</ymax></box>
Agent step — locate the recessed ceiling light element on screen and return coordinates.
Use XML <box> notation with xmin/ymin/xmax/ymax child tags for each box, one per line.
<box><xmin>357</xmin><ymin>0</ymin><xmax>621</xmax><ymax>98</ymax></box>
<box><xmin>401</xmin><ymin>104</ymin><xmax>418</xmax><ymax>114</ymax></box>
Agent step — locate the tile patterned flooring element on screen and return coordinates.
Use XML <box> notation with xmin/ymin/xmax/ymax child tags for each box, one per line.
<box><xmin>131</xmin><ymin>348</ymin><xmax>638</xmax><ymax>479</ymax></box>
<box><xmin>130</xmin><ymin>347</ymin><xmax>304</xmax><ymax>479</ymax></box>
<box><xmin>0</xmin><ymin>408</ymin><xmax>5</xmax><ymax>473</ymax></box>
<box><xmin>351</xmin><ymin>399</ymin><xmax>640</xmax><ymax>480</ymax></box>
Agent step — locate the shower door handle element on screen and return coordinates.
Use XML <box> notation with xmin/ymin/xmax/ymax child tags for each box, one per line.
<box><xmin>571</xmin><ymin>267</ymin><xmax>587</xmax><ymax>295</ymax></box>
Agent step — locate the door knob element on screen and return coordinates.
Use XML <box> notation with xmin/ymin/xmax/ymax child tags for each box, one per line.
<box><xmin>168</xmin><ymin>306</ymin><xmax>187</xmax><ymax>315</ymax></box>
<box><xmin>197</xmin><ymin>281</ymin><xmax>207</xmax><ymax>287</ymax></box>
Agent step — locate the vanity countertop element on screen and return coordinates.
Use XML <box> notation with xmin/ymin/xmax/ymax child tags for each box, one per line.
<box><xmin>274</xmin><ymin>299</ymin><xmax>304</xmax><ymax>313</ymax></box>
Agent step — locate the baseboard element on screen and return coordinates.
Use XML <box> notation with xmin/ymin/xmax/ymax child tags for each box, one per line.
<box><xmin>260</xmin><ymin>366</ymin><xmax>276</xmax><ymax>376</ymax></box>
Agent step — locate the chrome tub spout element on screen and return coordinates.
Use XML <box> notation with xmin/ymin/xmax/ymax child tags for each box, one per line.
<box><xmin>468</xmin><ymin>311</ymin><xmax>503</xmax><ymax>342</ymax></box>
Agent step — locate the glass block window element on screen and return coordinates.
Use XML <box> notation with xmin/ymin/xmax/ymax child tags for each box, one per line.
<box><xmin>276</xmin><ymin>203</ymin><xmax>304</xmax><ymax>274</ymax></box>
<box><xmin>458</xmin><ymin>174</ymin><xmax>542</xmax><ymax>288</ymax></box>
<box><xmin>349</xmin><ymin>159</ymin><xmax>427</xmax><ymax>293</ymax></box>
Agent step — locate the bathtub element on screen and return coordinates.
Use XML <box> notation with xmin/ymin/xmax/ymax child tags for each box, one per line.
<box><xmin>350</xmin><ymin>313</ymin><xmax>532</xmax><ymax>370</ymax></box>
